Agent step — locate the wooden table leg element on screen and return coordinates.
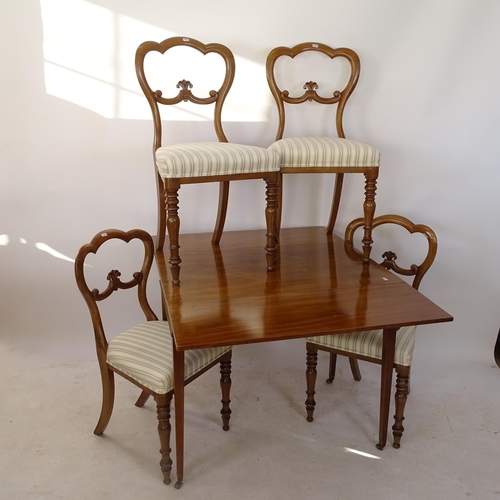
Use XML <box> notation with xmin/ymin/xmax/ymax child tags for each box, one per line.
<box><xmin>376</xmin><ymin>328</ymin><xmax>396</xmax><ymax>450</ymax></box>
<box><xmin>173</xmin><ymin>342</ymin><xmax>185</xmax><ymax>488</ymax></box>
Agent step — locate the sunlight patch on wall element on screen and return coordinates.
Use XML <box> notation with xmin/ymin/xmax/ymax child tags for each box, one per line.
<box><xmin>35</xmin><ymin>242</ymin><xmax>75</xmax><ymax>263</ymax></box>
<box><xmin>40</xmin><ymin>0</ymin><xmax>268</xmax><ymax>121</ymax></box>
<box><xmin>0</xmin><ymin>234</ymin><xmax>75</xmax><ymax>263</ymax></box>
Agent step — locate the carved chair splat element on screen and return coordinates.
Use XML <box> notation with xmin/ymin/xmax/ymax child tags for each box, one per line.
<box><xmin>74</xmin><ymin>228</ymin><xmax>232</xmax><ymax>486</ymax></box>
<box><xmin>266</xmin><ymin>42</ymin><xmax>380</xmax><ymax>261</ymax></box>
<box><xmin>305</xmin><ymin>214</ymin><xmax>438</xmax><ymax>449</ymax></box>
<box><xmin>136</xmin><ymin>37</ymin><xmax>280</xmax><ymax>284</ymax></box>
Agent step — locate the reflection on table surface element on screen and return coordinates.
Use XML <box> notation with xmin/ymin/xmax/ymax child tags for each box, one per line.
<box><xmin>155</xmin><ymin>227</ymin><xmax>452</xmax><ymax>351</ymax></box>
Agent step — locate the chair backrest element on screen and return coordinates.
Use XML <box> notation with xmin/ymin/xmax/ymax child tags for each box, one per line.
<box><xmin>344</xmin><ymin>214</ymin><xmax>438</xmax><ymax>290</ymax></box>
<box><xmin>266</xmin><ymin>42</ymin><xmax>361</xmax><ymax>141</ymax></box>
<box><xmin>74</xmin><ymin>229</ymin><xmax>157</xmax><ymax>356</ymax></box>
<box><xmin>135</xmin><ymin>36</ymin><xmax>235</xmax><ymax>151</ymax></box>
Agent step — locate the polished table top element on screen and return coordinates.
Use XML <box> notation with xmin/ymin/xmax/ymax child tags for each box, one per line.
<box><xmin>156</xmin><ymin>226</ymin><xmax>453</xmax><ymax>351</ymax></box>
<box><xmin>156</xmin><ymin>226</ymin><xmax>453</xmax><ymax>488</ymax></box>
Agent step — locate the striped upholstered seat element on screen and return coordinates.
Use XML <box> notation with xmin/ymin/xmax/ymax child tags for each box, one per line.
<box><xmin>266</xmin><ymin>43</ymin><xmax>380</xmax><ymax>246</ymax></box>
<box><xmin>304</xmin><ymin>215</ymin><xmax>439</xmax><ymax>450</ymax></box>
<box><xmin>156</xmin><ymin>142</ymin><xmax>280</xmax><ymax>179</ymax></box>
<box><xmin>75</xmin><ymin>228</ymin><xmax>233</xmax><ymax>487</ymax></box>
<box><xmin>269</xmin><ymin>137</ymin><xmax>379</xmax><ymax>170</ymax></box>
<box><xmin>107</xmin><ymin>321</ymin><xmax>231</xmax><ymax>394</ymax></box>
<box><xmin>307</xmin><ymin>326</ymin><xmax>416</xmax><ymax>368</ymax></box>
<box><xmin>136</xmin><ymin>37</ymin><xmax>280</xmax><ymax>286</ymax></box>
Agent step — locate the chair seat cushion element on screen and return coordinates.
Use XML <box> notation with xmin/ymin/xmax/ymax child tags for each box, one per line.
<box><xmin>268</xmin><ymin>137</ymin><xmax>380</xmax><ymax>168</ymax></box>
<box><xmin>107</xmin><ymin>321</ymin><xmax>231</xmax><ymax>394</ymax></box>
<box><xmin>155</xmin><ymin>142</ymin><xmax>281</xmax><ymax>179</ymax></box>
<box><xmin>307</xmin><ymin>325</ymin><xmax>416</xmax><ymax>366</ymax></box>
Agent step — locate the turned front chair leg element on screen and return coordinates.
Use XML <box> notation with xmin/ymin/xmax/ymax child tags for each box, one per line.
<box><xmin>377</xmin><ymin>328</ymin><xmax>396</xmax><ymax>450</ymax></box>
<box><xmin>361</xmin><ymin>170</ymin><xmax>378</xmax><ymax>263</ymax></box>
<box><xmin>220</xmin><ymin>351</ymin><xmax>232</xmax><ymax>431</ymax></box>
<box><xmin>392</xmin><ymin>364</ymin><xmax>410</xmax><ymax>449</ymax></box>
<box><xmin>305</xmin><ymin>343</ymin><xmax>318</xmax><ymax>422</ymax></box>
<box><xmin>165</xmin><ymin>179</ymin><xmax>182</xmax><ymax>286</ymax></box>
<box><xmin>156</xmin><ymin>393</ymin><xmax>173</xmax><ymax>485</ymax></box>
<box><xmin>265</xmin><ymin>173</ymin><xmax>279</xmax><ymax>271</ymax></box>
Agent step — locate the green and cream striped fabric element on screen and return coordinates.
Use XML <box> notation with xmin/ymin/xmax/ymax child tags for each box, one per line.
<box><xmin>269</xmin><ymin>137</ymin><xmax>380</xmax><ymax>168</ymax></box>
<box><xmin>107</xmin><ymin>321</ymin><xmax>231</xmax><ymax>394</ymax></box>
<box><xmin>155</xmin><ymin>142</ymin><xmax>281</xmax><ymax>179</ymax></box>
<box><xmin>308</xmin><ymin>325</ymin><xmax>416</xmax><ymax>366</ymax></box>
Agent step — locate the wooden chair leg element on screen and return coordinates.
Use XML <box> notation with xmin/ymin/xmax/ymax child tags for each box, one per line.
<box><xmin>361</xmin><ymin>171</ymin><xmax>377</xmax><ymax>263</ymax></box>
<box><xmin>156</xmin><ymin>172</ymin><xmax>167</xmax><ymax>251</ymax></box>
<box><xmin>165</xmin><ymin>179</ymin><xmax>182</xmax><ymax>286</ymax></box>
<box><xmin>349</xmin><ymin>357</ymin><xmax>362</xmax><ymax>381</ymax></box>
<box><xmin>212</xmin><ymin>180</ymin><xmax>230</xmax><ymax>245</ymax></box>
<box><xmin>495</xmin><ymin>328</ymin><xmax>500</xmax><ymax>368</ymax></box>
<box><xmin>155</xmin><ymin>393</ymin><xmax>173</xmax><ymax>485</ymax></box>
<box><xmin>305</xmin><ymin>343</ymin><xmax>318</xmax><ymax>422</ymax></box>
<box><xmin>327</xmin><ymin>173</ymin><xmax>344</xmax><ymax>235</ymax></box>
<box><xmin>276</xmin><ymin>171</ymin><xmax>283</xmax><ymax>238</ymax></box>
<box><xmin>326</xmin><ymin>352</ymin><xmax>337</xmax><ymax>383</ymax></box>
<box><xmin>94</xmin><ymin>366</ymin><xmax>115</xmax><ymax>435</ymax></box>
<box><xmin>135</xmin><ymin>390</ymin><xmax>150</xmax><ymax>408</ymax></box>
<box><xmin>264</xmin><ymin>172</ymin><xmax>279</xmax><ymax>271</ymax></box>
<box><xmin>220</xmin><ymin>351</ymin><xmax>232</xmax><ymax>431</ymax></box>
<box><xmin>392</xmin><ymin>364</ymin><xmax>410</xmax><ymax>449</ymax></box>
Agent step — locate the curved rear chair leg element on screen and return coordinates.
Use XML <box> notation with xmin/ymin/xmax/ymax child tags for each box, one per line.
<box><xmin>327</xmin><ymin>173</ymin><xmax>344</xmax><ymax>235</ymax></box>
<box><xmin>156</xmin><ymin>172</ymin><xmax>167</xmax><ymax>251</ymax></box>
<box><xmin>276</xmin><ymin>172</ymin><xmax>283</xmax><ymax>238</ymax></box>
<box><xmin>135</xmin><ymin>389</ymin><xmax>150</xmax><ymax>408</ymax></box>
<box><xmin>94</xmin><ymin>367</ymin><xmax>115</xmax><ymax>435</ymax></box>
<box><xmin>156</xmin><ymin>393</ymin><xmax>173</xmax><ymax>485</ymax></box>
<box><xmin>220</xmin><ymin>351</ymin><xmax>232</xmax><ymax>431</ymax></box>
<box><xmin>212</xmin><ymin>180</ymin><xmax>230</xmax><ymax>245</ymax></box>
<box><xmin>326</xmin><ymin>353</ymin><xmax>337</xmax><ymax>383</ymax></box>
<box><xmin>305</xmin><ymin>343</ymin><xmax>318</xmax><ymax>422</ymax></box>
<box><xmin>349</xmin><ymin>358</ymin><xmax>362</xmax><ymax>381</ymax></box>
<box><xmin>392</xmin><ymin>364</ymin><xmax>410</xmax><ymax>449</ymax></box>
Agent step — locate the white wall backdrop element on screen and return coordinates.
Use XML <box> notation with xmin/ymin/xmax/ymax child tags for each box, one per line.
<box><xmin>1</xmin><ymin>0</ymin><xmax>499</xmax><ymax>364</ymax></box>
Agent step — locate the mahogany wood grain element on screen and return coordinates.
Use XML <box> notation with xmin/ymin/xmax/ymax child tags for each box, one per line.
<box><xmin>266</xmin><ymin>42</ymin><xmax>379</xmax><ymax>255</ymax></box>
<box><xmin>135</xmin><ymin>37</ymin><xmax>279</xmax><ymax>285</ymax></box>
<box><xmin>75</xmin><ymin>228</ymin><xmax>233</xmax><ymax>489</ymax></box>
<box><xmin>315</xmin><ymin>215</ymin><xmax>440</xmax><ymax>448</ymax></box>
<box><xmin>157</xmin><ymin>226</ymin><xmax>452</xmax><ymax>486</ymax></box>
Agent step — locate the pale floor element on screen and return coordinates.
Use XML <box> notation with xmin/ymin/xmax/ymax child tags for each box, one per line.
<box><xmin>1</xmin><ymin>339</ymin><xmax>499</xmax><ymax>500</ymax></box>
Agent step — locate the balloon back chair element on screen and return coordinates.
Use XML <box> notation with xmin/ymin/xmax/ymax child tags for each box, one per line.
<box><xmin>136</xmin><ymin>37</ymin><xmax>280</xmax><ymax>285</ymax></box>
<box><xmin>74</xmin><ymin>228</ymin><xmax>232</xmax><ymax>487</ymax></box>
<box><xmin>304</xmin><ymin>215</ymin><xmax>438</xmax><ymax>449</ymax></box>
<box><xmin>266</xmin><ymin>42</ymin><xmax>380</xmax><ymax>262</ymax></box>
